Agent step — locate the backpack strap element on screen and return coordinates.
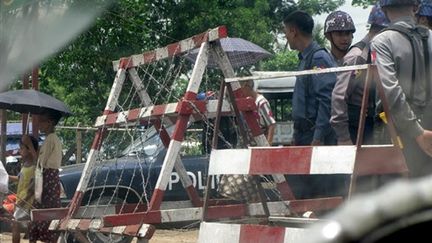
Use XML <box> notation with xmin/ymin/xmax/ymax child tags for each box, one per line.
<box><xmin>383</xmin><ymin>25</ymin><xmax>430</xmax><ymax>102</ymax></box>
<box><xmin>418</xmin><ymin>26</ymin><xmax>431</xmax><ymax>102</ymax></box>
<box><xmin>350</xmin><ymin>40</ymin><xmax>367</xmax><ymax>52</ymax></box>
<box><xmin>303</xmin><ymin>47</ymin><xmax>327</xmax><ymax>119</ymax></box>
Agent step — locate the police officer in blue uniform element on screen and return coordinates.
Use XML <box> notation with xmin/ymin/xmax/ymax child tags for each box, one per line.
<box><xmin>283</xmin><ymin>10</ymin><xmax>337</xmax><ymax>146</ymax></box>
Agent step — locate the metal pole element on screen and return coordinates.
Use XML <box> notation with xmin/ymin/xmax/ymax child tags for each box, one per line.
<box><xmin>0</xmin><ymin>110</ymin><xmax>6</xmax><ymax>165</ymax></box>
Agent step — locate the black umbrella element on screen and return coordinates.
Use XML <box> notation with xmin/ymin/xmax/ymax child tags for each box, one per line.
<box><xmin>185</xmin><ymin>37</ymin><xmax>273</xmax><ymax>69</ymax></box>
<box><xmin>0</xmin><ymin>89</ymin><xmax>72</xmax><ymax>117</ymax></box>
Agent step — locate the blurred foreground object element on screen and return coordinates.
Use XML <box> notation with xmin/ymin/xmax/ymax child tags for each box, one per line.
<box><xmin>0</xmin><ymin>0</ymin><xmax>110</xmax><ymax>92</ymax></box>
<box><xmin>305</xmin><ymin>176</ymin><xmax>432</xmax><ymax>243</ymax></box>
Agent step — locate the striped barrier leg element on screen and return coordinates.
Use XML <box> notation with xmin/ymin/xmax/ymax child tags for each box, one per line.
<box><xmin>129</xmin><ymin>68</ymin><xmax>201</xmax><ymax>207</ymax></box>
<box><xmin>59</xmin><ymin>59</ymin><xmax>129</xmax><ymax>229</ymax></box>
<box><xmin>147</xmin><ymin>41</ymin><xmax>209</xmax><ymax>211</ymax></box>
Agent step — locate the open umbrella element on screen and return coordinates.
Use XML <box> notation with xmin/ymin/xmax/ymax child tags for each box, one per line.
<box><xmin>0</xmin><ymin>89</ymin><xmax>72</xmax><ymax>117</ymax></box>
<box><xmin>185</xmin><ymin>37</ymin><xmax>273</xmax><ymax>69</ymax></box>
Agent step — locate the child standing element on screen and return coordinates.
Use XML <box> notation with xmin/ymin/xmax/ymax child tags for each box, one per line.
<box><xmin>9</xmin><ymin>135</ymin><xmax>39</xmax><ymax>243</ymax></box>
<box><xmin>28</xmin><ymin>110</ymin><xmax>63</xmax><ymax>243</ymax></box>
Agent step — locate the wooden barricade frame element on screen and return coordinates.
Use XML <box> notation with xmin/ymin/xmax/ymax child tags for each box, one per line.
<box><xmin>196</xmin><ymin>64</ymin><xmax>409</xmax><ymax>243</ymax></box>
<box><xmin>28</xmin><ymin>25</ymin><xmax>408</xmax><ymax>243</ymax></box>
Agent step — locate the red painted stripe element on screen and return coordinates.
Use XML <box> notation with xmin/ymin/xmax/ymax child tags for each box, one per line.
<box><xmin>143</xmin><ymin>51</ymin><xmax>156</xmax><ymax>64</ymax></box>
<box><xmin>172</xmin><ymin>116</ymin><xmax>189</xmax><ymax>141</ymax></box>
<box><xmin>103</xmin><ymin>110</ymin><xmax>114</xmax><ymax>116</ymax></box>
<box><xmin>206</xmin><ymin>204</ymin><xmax>247</xmax><ymax>220</ymax></box>
<box><xmin>184</xmin><ymin>91</ymin><xmax>197</xmax><ymax>100</ymax></box>
<box><xmin>123</xmin><ymin>224</ymin><xmax>140</xmax><ymax>236</ymax></box>
<box><xmin>243</xmin><ymin>112</ymin><xmax>262</xmax><ymax>137</ymax></box>
<box><xmin>127</xmin><ymin>108</ymin><xmax>141</xmax><ymax>122</ymax></box>
<box><xmin>31</xmin><ymin>208</ymin><xmax>68</xmax><ymax>221</ymax></box>
<box><xmin>148</xmin><ymin>188</ymin><xmax>165</xmax><ymax>211</ymax></box>
<box><xmin>113</xmin><ymin>26</ymin><xmax>226</xmax><ymax>69</ymax></box>
<box><xmin>119</xmin><ymin>58</ymin><xmax>132</xmax><ymax>69</ymax></box>
<box><xmin>239</xmin><ymin>224</ymin><xmax>285</xmax><ymax>243</ymax></box>
<box><xmin>115</xmin><ymin>203</ymin><xmax>147</xmax><ymax>214</ymax></box>
<box><xmin>154</xmin><ymin>121</ymin><xmax>171</xmax><ymax>147</ymax></box>
<box><xmin>167</xmin><ymin>42</ymin><xmax>181</xmax><ymax>56</ymax></box>
<box><xmin>192</xmin><ymin>32</ymin><xmax>208</xmax><ymax>46</ymax></box>
<box><xmin>289</xmin><ymin>197</ymin><xmax>343</xmax><ymax>213</ymax></box>
<box><xmin>104</xmin><ymin>210</ymin><xmax>162</xmax><ymax>226</ymax></box>
<box><xmin>152</xmin><ymin>104</ymin><xmax>167</xmax><ymax>117</ymax></box>
<box><xmin>249</xmin><ymin>147</ymin><xmax>312</xmax><ymax>174</ymax></box>
<box><xmin>185</xmin><ymin>185</ymin><xmax>202</xmax><ymax>207</ymax></box>
<box><xmin>355</xmin><ymin>146</ymin><xmax>408</xmax><ymax>175</ymax></box>
<box><xmin>218</xmin><ymin>25</ymin><xmax>228</xmax><ymax>39</ymax></box>
<box><xmin>77</xmin><ymin>219</ymin><xmax>91</xmax><ymax>230</ymax></box>
<box><xmin>105</xmin><ymin>113</ymin><xmax>118</xmax><ymax>126</ymax></box>
<box><xmin>91</xmin><ymin>129</ymin><xmax>106</xmax><ymax>150</ymax></box>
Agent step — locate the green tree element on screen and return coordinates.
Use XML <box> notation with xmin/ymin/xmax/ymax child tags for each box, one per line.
<box><xmin>36</xmin><ymin>0</ymin><xmax>344</xmax><ymax>151</ymax></box>
<box><xmin>352</xmin><ymin>0</ymin><xmax>376</xmax><ymax>8</ymax></box>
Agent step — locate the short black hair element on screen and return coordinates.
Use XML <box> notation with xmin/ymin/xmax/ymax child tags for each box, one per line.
<box><xmin>283</xmin><ymin>10</ymin><xmax>314</xmax><ymax>36</ymax></box>
<box><xmin>42</xmin><ymin>109</ymin><xmax>62</xmax><ymax>126</ymax></box>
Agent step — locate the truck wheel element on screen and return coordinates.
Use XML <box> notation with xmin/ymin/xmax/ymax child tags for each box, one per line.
<box><xmin>86</xmin><ymin>196</ymin><xmax>133</xmax><ymax>243</ymax></box>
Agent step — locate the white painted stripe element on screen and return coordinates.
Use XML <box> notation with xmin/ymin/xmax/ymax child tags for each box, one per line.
<box><xmin>155</xmin><ymin>47</ymin><xmax>169</xmax><ymax>60</ymax></box>
<box><xmin>253</xmin><ymin>134</ymin><xmax>270</xmax><ymax>146</ymax></box>
<box><xmin>137</xmin><ymin>224</ymin><xmax>152</xmax><ymax>238</ymax></box>
<box><xmin>198</xmin><ymin>222</ymin><xmax>241</xmax><ymax>243</ymax></box>
<box><xmin>284</xmin><ymin>227</ymin><xmax>310</xmax><ymax>243</ymax></box>
<box><xmin>310</xmin><ymin>146</ymin><xmax>356</xmax><ymax>174</ymax></box>
<box><xmin>67</xmin><ymin>219</ymin><xmax>81</xmax><ymax>230</ymax></box>
<box><xmin>95</xmin><ymin>99</ymin><xmax>234</xmax><ymax>127</ymax></box>
<box><xmin>180</xmin><ymin>38</ymin><xmax>195</xmax><ymax>52</ymax></box>
<box><xmin>112</xmin><ymin>226</ymin><xmax>127</xmax><ymax>234</ymax></box>
<box><xmin>187</xmin><ymin>42</ymin><xmax>208</xmax><ymax>93</ymax></box>
<box><xmin>77</xmin><ymin>149</ymin><xmax>99</xmax><ymax>192</ymax></box>
<box><xmin>140</xmin><ymin>106</ymin><xmax>153</xmax><ymax>119</ymax></box>
<box><xmin>94</xmin><ymin>115</ymin><xmax>107</xmax><ymax>127</ymax></box>
<box><xmin>208</xmin><ymin>28</ymin><xmax>220</xmax><ymax>41</ymax></box>
<box><xmin>105</xmin><ymin>68</ymin><xmax>126</xmax><ymax>112</ymax></box>
<box><xmin>131</xmin><ymin>54</ymin><xmax>142</xmax><ymax>67</ymax></box>
<box><xmin>89</xmin><ymin>219</ymin><xmax>103</xmax><ymax>230</ymax></box>
<box><xmin>208</xmin><ymin>149</ymin><xmax>251</xmax><ymax>175</ymax></box>
<box><xmin>226</xmin><ymin>64</ymin><xmax>370</xmax><ymax>82</ymax></box>
<box><xmin>272</xmin><ymin>174</ymin><xmax>287</xmax><ymax>184</ymax></box>
<box><xmin>48</xmin><ymin>220</ymin><xmax>60</xmax><ymax>231</ymax></box>
<box><xmin>117</xmin><ymin>111</ymin><xmax>128</xmax><ymax>124</ymax></box>
<box><xmin>165</xmin><ymin>103</ymin><xmax>178</xmax><ymax>114</ymax></box>
<box><xmin>160</xmin><ymin>207</ymin><xmax>202</xmax><ymax>223</ymax></box>
<box><xmin>156</xmin><ymin>140</ymin><xmax>183</xmax><ymax>190</ymax></box>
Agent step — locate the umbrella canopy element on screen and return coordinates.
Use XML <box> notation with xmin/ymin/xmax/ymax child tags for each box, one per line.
<box><xmin>185</xmin><ymin>37</ymin><xmax>273</xmax><ymax>69</ymax></box>
<box><xmin>0</xmin><ymin>89</ymin><xmax>72</xmax><ymax>117</ymax></box>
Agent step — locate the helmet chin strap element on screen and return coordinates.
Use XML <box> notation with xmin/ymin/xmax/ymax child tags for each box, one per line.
<box><xmin>329</xmin><ymin>35</ymin><xmax>349</xmax><ymax>54</ymax></box>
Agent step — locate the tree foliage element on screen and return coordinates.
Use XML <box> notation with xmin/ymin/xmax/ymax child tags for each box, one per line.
<box><xmin>38</xmin><ymin>0</ymin><xmax>345</xmax><ymax>129</ymax></box>
<box><xmin>352</xmin><ymin>0</ymin><xmax>376</xmax><ymax>8</ymax></box>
